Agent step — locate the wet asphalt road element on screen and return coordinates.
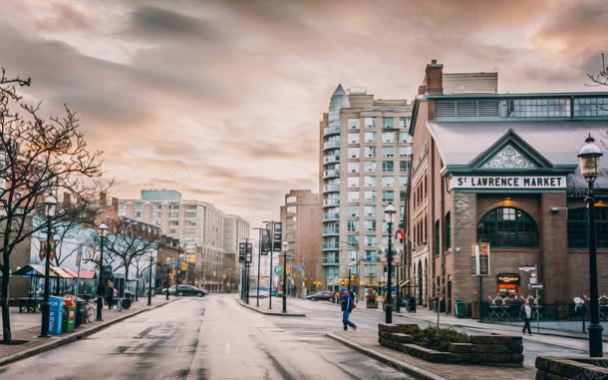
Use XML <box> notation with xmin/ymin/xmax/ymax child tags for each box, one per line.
<box><xmin>0</xmin><ymin>295</ymin><xmax>413</xmax><ymax>380</ymax></box>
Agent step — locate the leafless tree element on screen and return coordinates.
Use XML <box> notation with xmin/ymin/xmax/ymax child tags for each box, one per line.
<box><xmin>588</xmin><ymin>53</ymin><xmax>608</xmax><ymax>87</ymax></box>
<box><xmin>0</xmin><ymin>68</ymin><xmax>103</xmax><ymax>343</ymax></box>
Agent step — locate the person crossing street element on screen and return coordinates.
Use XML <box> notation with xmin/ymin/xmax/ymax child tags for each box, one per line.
<box><xmin>340</xmin><ymin>288</ymin><xmax>357</xmax><ymax>331</ymax></box>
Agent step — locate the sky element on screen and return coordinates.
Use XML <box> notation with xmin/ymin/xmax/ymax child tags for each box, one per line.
<box><xmin>0</xmin><ymin>0</ymin><xmax>606</xmax><ymax>226</ymax></box>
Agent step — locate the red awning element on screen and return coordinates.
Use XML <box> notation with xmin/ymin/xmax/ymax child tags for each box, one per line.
<box><xmin>74</xmin><ymin>270</ymin><xmax>96</xmax><ymax>279</ymax></box>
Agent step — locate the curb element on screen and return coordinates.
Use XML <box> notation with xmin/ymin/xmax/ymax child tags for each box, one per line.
<box><xmin>235</xmin><ymin>299</ymin><xmax>306</xmax><ymax>317</ymax></box>
<box><xmin>0</xmin><ymin>298</ymin><xmax>178</xmax><ymax>368</ymax></box>
<box><xmin>326</xmin><ymin>332</ymin><xmax>445</xmax><ymax>380</ymax></box>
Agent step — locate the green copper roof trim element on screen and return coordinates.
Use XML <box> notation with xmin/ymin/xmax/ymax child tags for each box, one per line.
<box><xmin>425</xmin><ymin>92</ymin><xmax>608</xmax><ymax>100</ymax></box>
<box><xmin>469</xmin><ymin>129</ymin><xmax>553</xmax><ymax>169</ymax></box>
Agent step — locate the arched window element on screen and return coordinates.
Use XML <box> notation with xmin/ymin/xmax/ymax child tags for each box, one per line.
<box><xmin>477</xmin><ymin>207</ymin><xmax>538</xmax><ymax>248</ymax></box>
<box><xmin>567</xmin><ymin>207</ymin><xmax>608</xmax><ymax>248</ymax></box>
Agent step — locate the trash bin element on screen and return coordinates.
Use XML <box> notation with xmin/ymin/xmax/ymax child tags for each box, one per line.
<box><xmin>75</xmin><ymin>300</ymin><xmax>86</xmax><ymax>327</ymax></box>
<box><xmin>48</xmin><ymin>296</ymin><xmax>64</xmax><ymax>335</ymax></box>
<box><xmin>62</xmin><ymin>298</ymin><xmax>76</xmax><ymax>333</ymax></box>
<box><xmin>455</xmin><ymin>299</ymin><xmax>465</xmax><ymax>318</ymax></box>
<box><xmin>407</xmin><ymin>296</ymin><xmax>416</xmax><ymax>312</ymax></box>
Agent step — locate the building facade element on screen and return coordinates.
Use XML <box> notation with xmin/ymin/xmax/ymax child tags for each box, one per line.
<box><xmin>279</xmin><ymin>190</ymin><xmax>322</xmax><ymax>297</ymax></box>
<box><xmin>406</xmin><ymin>60</ymin><xmax>608</xmax><ymax>315</ymax></box>
<box><xmin>222</xmin><ymin>215</ymin><xmax>251</xmax><ymax>291</ymax></box>
<box><xmin>319</xmin><ymin>85</ymin><xmax>413</xmax><ymax>292</ymax></box>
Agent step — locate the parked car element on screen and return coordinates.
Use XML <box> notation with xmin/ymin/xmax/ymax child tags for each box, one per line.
<box><xmin>161</xmin><ymin>284</ymin><xmax>206</xmax><ymax>297</ymax></box>
<box><xmin>306</xmin><ymin>291</ymin><xmax>333</xmax><ymax>301</ymax></box>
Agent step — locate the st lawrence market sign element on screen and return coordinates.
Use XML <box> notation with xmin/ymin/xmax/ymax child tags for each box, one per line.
<box><xmin>450</xmin><ymin>175</ymin><xmax>566</xmax><ymax>190</ymax></box>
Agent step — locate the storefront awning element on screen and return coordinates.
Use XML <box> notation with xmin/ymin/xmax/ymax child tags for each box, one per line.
<box><xmin>14</xmin><ymin>264</ymin><xmax>56</xmax><ymax>277</ymax></box>
<box><xmin>50</xmin><ymin>267</ymin><xmax>73</xmax><ymax>278</ymax></box>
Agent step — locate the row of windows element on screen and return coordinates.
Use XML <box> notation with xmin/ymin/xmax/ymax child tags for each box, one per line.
<box><xmin>345</xmin><ymin>160</ymin><xmax>410</xmax><ymax>173</ymax></box>
<box><xmin>347</xmin><ymin>190</ymin><xmax>398</xmax><ymax>202</ymax></box>
<box><xmin>346</xmin><ymin>204</ymin><xmax>406</xmax><ymax>218</ymax></box>
<box><xmin>413</xmin><ymin>175</ymin><xmax>428</xmax><ymax>210</ymax></box>
<box><xmin>347</xmin><ymin>146</ymin><xmax>412</xmax><ymax>159</ymax></box>
<box><xmin>347</xmin><ymin>117</ymin><xmax>411</xmax><ymax>131</ymax></box>
<box><xmin>347</xmin><ymin>176</ymin><xmax>408</xmax><ymax>188</ymax></box>
<box><xmin>347</xmin><ymin>132</ymin><xmax>411</xmax><ymax>144</ymax></box>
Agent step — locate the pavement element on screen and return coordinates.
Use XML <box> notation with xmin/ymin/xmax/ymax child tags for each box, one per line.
<box><xmin>236</xmin><ymin>297</ymin><xmax>307</xmax><ymax>317</ymax></box>
<box><xmin>0</xmin><ymin>296</ymin><xmax>174</xmax><ymax>366</ymax></box>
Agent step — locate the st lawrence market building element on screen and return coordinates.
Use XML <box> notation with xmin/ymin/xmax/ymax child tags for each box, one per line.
<box><xmin>405</xmin><ymin>60</ymin><xmax>608</xmax><ymax>317</ymax></box>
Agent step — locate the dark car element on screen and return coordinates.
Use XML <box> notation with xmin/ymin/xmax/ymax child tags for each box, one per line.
<box><xmin>306</xmin><ymin>291</ymin><xmax>333</xmax><ymax>301</ymax></box>
<box><xmin>162</xmin><ymin>284</ymin><xmax>206</xmax><ymax>297</ymax></box>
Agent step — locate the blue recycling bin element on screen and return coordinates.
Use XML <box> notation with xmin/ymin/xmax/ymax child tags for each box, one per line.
<box><xmin>48</xmin><ymin>296</ymin><xmax>64</xmax><ymax>335</ymax></box>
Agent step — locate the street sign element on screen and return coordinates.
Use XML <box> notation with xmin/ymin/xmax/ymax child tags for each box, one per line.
<box><xmin>471</xmin><ymin>242</ymin><xmax>490</xmax><ymax>276</ymax></box>
<box><xmin>529</xmin><ymin>283</ymin><xmax>544</xmax><ymax>290</ymax></box>
<box><xmin>272</xmin><ymin>222</ymin><xmax>282</xmax><ymax>252</ymax></box>
<box><xmin>261</xmin><ymin>228</ymin><xmax>270</xmax><ymax>255</ymax></box>
<box><xmin>274</xmin><ymin>266</ymin><xmax>282</xmax><ymax>275</ymax></box>
<box><xmin>239</xmin><ymin>243</ymin><xmax>246</xmax><ymax>263</ymax></box>
<box><xmin>292</xmin><ymin>265</ymin><xmax>304</xmax><ymax>271</ymax></box>
<box><xmin>518</xmin><ymin>265</ymin><xmax>536</xmax><ymax>272</ymax></box>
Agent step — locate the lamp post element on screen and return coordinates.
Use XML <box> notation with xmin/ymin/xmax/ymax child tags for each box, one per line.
<box><xmin>165</xmin><ymin>257</ymin><xmax>171</xmax><ymax>301</ymax></box>
<box><xmin>384</xmin><ymin>203</ymin><xmax>397</xmax><ymax>324</ymax></box>
<box><xmin>96</xmin><ymin>223</ymin><xmax>108</xmax><ymax>321</ymax></box>
<box><xmin>578</xmin><ymin>134</ymin><xmax>604</xmax><ymax>358</ymax></box>
<box><xmin>147</xmin><ymin>255</ymin><xmax>154</xmax><ymax>306</ymax></box>
<box><xmin>253</xmin><ymin>227</ymin><xmax>265</xmax><ymax>307</ymax></box>
<box><xmin>40</xmin><ymin>194</ymin><xmax>57</xmax><ymax>338</ymax></box>
<box><xmin>282</xmin><ymin>241</ymin><xmax>288</xmax><ymax>313</ymax></box>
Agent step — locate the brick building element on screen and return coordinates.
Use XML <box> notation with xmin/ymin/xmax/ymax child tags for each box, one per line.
<box><xmin>406</xmin><ymin>60</ymin><xmax>608</xmax><ymax>315</ymax></box>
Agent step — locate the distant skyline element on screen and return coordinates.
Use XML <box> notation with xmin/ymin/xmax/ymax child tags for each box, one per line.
<box><xmin>0</xmin><ymin>0</ymin><xmax>606</xmax><ymax>226</ymax></box>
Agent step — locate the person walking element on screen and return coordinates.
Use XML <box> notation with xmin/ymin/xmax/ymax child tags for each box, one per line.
<box><xmin>520</xmin><ymin>298</ymin><xmax>533</xmax><ymax>335</ymax></box>
<box><xmin>340</xmin><ymin>288</ymin><xmax>357</xmax><ymax>331</ymax></box>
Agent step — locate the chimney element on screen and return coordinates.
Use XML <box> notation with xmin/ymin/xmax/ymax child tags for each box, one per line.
<box><xmin>111</xmin><ymin>197</ymin><xmax>118</xmax><ymax>211</ymax></box>
<box><xmin>424</xmin><ymin>59</ymin><xmax>443</xmax><ymax>95</ymax></box>
<box><xmin>99</xmin><ymin>192</ymin><xmax>107</xmax><ymax>207</ymax></box>
<box><xmin>62</xmin><ymin>193</ymin><xmax>72</xmax><ymax>207</ymax></box>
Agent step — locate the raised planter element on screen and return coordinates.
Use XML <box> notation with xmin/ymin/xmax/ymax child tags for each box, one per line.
<box><xmin>366</xmin><ymin>300</ymin><xmax>379</xmax><ymax>308</ymax></box>
<box><xmin>378</xmin><ymin>323</ymin><xmax>523</xmax><ymax>367</ymax></box>
<box><xmin>536</xmin><ymin>356</ymin><xmax>608</xmax><ymax>379</ymax></box>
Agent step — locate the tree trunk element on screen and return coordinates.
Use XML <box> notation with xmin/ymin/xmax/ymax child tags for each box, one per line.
<box><xmin>123</xmin><ymin>266</ymin><xmax>129</xmax><ymax>299</ymax></box>
<box><xmin>135</xmin><ymin>280</ymin><xmax>139</xmax><ymax>301</ymax></box>
<box><xmin>2</xmin><ymin>253</ymin><xmax>12</xmax><ymax>344</ymax></box>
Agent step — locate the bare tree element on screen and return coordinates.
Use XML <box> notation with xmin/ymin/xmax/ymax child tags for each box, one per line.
<box><xmin>103</xmin><ymin>218</ymin><xmax>158</xmax><ymax>298</ymax></box>
<box><xmin>588</xmin><ymin>53</ymin><xmax>608</xmax><ymax>87</ymax></box>
<box><xmin>0</xmin><ymin>68</ymin><xmax>103</xmax><ymax>343</ymax></box>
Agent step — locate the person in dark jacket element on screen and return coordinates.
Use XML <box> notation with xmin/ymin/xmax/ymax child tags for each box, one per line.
<box><xmin>340</xmin><ymin>288</ymin><xmax>357</xmax><ymax>331</ymax></box>
<box><xmin>520</xmin><ymin>298</ymin><xmax>532</xmax><ymax>335</ymax></box>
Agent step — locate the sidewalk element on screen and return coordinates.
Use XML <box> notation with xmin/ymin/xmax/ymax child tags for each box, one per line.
<box><xmin>0</xmin><ymin>296</ymin><xmax>175</xmax><ymax>366</ymax></box>
<box><xmin>327</xmin><ymin>328</ymin><xmax>536</xmax><ymax>380</ymax></box>
<box><xmin>236</xmin><ymin>297</ymin><xmax>306</xmax><ymax>317</ymax></box>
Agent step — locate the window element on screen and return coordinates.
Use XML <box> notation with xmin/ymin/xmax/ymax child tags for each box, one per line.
<box><xmin>287</xmin><ymin>206</ymin><xmax>296</xmax><ymax>214</ymax></box>
<box><xmin>434</xmin><ymin>220</ymin><xmax>440</xmax><ymax>255</ymax></box>
<box><xmin>364</xmin><ymin>162</ymin><xmax>376</xmax><ymax>173</ymax></box>
<box><xmin>400</xmin><ymin>160</ymin><xmax>410</xmax><ymax>172</ymax></box>
<box><xmin>382</xmin><ymin>190</ymin><xmax>394</xmax><ymax>202</ymax></box>
<box><xmin>364</xmin><ymin>191</ymin><xmax>376</xmax><ymax>202</ymax></box>
<box><xmin>348</xmin><ymin>119</ymin><xmax>360</xmax><ymax>129</ymax></box>
<box><xmin>477</xmin><ymin>207</ymin><xmax>538</xmax><ymax>248</ymax></box>
<box><xmin>568</xmin><ymin>207</ymin><xmax>608</xmax><ymax>248</ymax></box>
<box><xmin>347</xmin><ymin>177</ymin><xmax>359</xmax><ymax>188</ymax></box>
<box><xmin>347</xmin><ymin>191</ymin><xmax>360</xmax><ymax>202</ymax></box>
<box><xmin>347</xmin><ymin>162</ymin><xmax>359</xmax><ymax>173</ymax></box>
<box><xmin>348</xmin><ymin>133</ymin><xmax>360</xmax><ymax>144</ymax></box>
<box><xmin>364</xmin><ymin>132</ymin><xmax>376</xmax><ymax>143</ymax></box>
<box><xmin>364</xmin><ymin>176</ymin><xmax>376</xmax><ymax>187</ymax></box>
<box><xmin>382</xmin><ymin>132</ymin><xmax>395</xmax><ymax>143</ymax></box>
<box><xmin>365</xmin><ymin>235</ymin><xmax>377</xmax><ymax>246</ymax></box>
<box><xmin>445</xmin><ymin>212</ymin><xmax>451</xmax><ymax>249</ymax></box>
<box><xmin>399</xmin><ymin>176</ymin><xmax>408</xmax><ymax>187</ymax></box>
<box><xmin>365</xmin><ymin>146</ymin><xmax>376</xmax><ymax>158</ymax></box>
<box><xmin>364</xmin><ymin>206</ymin><xmax>376</xmax><ymax>217</ymax></box>
<box><xmin>348</xmin><ymin>147</ymin><xmax>360</xmax><ymax>159</ymax></box>
<box><xmin>399</xmin><ymin>117</ymin><xmax>411</xmax><ymax>130</ymax></box>
<box><xmin>364</xmin><ymin>117</ymin><xmax>375</xmax><ymax>129</ymax></box>
<box><xmin>399</xmin><ymin>147</ymin><xmax>412</xmax><ymax>157</ymax></box>
<box><xmin>348</xmin><ymin>206</ymin><xmax>359</xmax><ymax>217</ymax></box>
<box><xmin>347</xmin><ymin>235</ymin><xmax>359</xmax><ymax>246</ymax></box>
<box><xmin>382</xmin><ymin>176</ymin><xmax>393</xmax><ymax>188</ymax></box>
<box><xmin>399</xmin><ymin>132</ymin><xmax>410</xmax><ymax>143</ymax></box>
<box><xmin>347</xmin><ymin>220</ymin><xmax>359</xmax><ymax>232</ymax></box>
<box><xmin>382</xmin><ymin>161</ymin><xmax>394</xmax><ymax>172</ymax></box>
<box><xmin>364</xmin><ymin>220</ymin><xmax>376</xmax><ymax>232</ymax></box>
<box><xmin>399</xmin><ymin>190</ymin><xmax>407</xmax><ymax>202</ymax></box>
<box><xmin>382</xmin><ymin>117</ymin><xmax>394</xmax><ymax>129</ymax></box>
<box><xmin>382</xmin><ymin>146</ymin><xmax>395</xmax><ymax>158</ymax></box>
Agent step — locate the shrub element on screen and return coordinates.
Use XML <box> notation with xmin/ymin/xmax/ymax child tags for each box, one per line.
<box><xmin>410</xmin><ymin>327</ymin><xmax>469</xmax><ymax>352</ymax></box>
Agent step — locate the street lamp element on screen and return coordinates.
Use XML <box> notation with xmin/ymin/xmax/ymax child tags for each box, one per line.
<box><xmin>384</xmin><ymin>202</ymin><xmax>397</xmax><ymax>324</ymax></box>
<box><xmin>282</xmin><ymin>240</ymin><xmax>288</xmax><ymax>313</ymax></box>
<box><xmin>96</xmin><ymin>223</ymin><xmax>108</xmax><ymax>321</ymax></box>
<box><xmin>578</xmin><ymin>134</ymin><xmax>604</xmax><ymax>358</ymax></box>
<box><xmin>40</xmin><ymin>193</ymin><xmax>57</xmax><ymax>337</ymax></box>
<box><xmin>165</xmin><ymin>257</ymin><xmax>171</xmax><ymax>301</ymax></box>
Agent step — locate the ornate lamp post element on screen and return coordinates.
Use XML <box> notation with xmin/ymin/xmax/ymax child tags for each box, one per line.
<box><xmin>282</xmin><ymin>241</ymin><xmax>288</xmax><ymax>313</ymax></box>
<box><xmin>40</xmin><ymin>194</ymin><xmax>57</xmax><ymax>337</ymax></box>
<box><xmin>96</xmin><ymin>223</ymin><xmax>108</xmax><ymax>321</ymax></box>
<box><xmin>578</xmin><ymin>134</ymin><xmax>604</xmax><ymax>358</ymax></box>
<box><xmin>384</xmin><ymin>203</ymin><xmax>397</xmax><ymax>324</ymax></box>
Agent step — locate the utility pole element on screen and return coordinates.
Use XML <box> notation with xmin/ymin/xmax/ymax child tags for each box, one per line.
<box><xmin>147</xmin><ymin>256</ymin><xmax>153</xmax><ymax>306</ymax></box>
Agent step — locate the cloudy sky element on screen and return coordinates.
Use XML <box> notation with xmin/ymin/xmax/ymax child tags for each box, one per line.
<box><xmin>0</xmin><ymin>0</ymin><xmax>606</xmax><ymax>226</ymax></box>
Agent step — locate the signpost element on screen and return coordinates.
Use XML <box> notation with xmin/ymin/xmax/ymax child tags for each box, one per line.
<box><xmin>520</xmin><ymin>264</ymin><xmax>542</xmax><ymax>333</ymax></box>
<box><xmin>472</xmin><ymin>243</ymin><xmax>491</xmax><ymax>321</ymax></box>
<box><xmin>274</xmin><ymin>266</ymin><xmax>282</xmax><ymax>276</ymax></box>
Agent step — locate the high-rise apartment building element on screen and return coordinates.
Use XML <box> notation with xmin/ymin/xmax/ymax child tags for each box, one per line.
<box><xmin>119</xmin><ymin>189</ymin><xmax>249</xmax><ymax>291</ymax></box>
<box><xmin>279</xmin><ymin>190</ymin><xmax>322</xmax><ymax>296</ymax></box>
<box><xmin>223</xmin><ymin>215</ymin><xmax>251</xmax><ymax>289</ymax></box>
<box><xmin>319</xmin><ymin>85</ymin><xmax>412</xmax><ymax>291</ymax></box>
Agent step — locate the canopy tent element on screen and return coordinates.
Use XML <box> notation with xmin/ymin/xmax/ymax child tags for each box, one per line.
<box><xmin>50</xmin><ymin>267</ymin><xmax>73</xmax><ymax>279</ymax></box>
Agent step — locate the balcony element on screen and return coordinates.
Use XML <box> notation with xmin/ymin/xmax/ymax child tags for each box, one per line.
<box><xmin>322</xmin><ymin>243</ymin><xmax>340</xmax><ymax>251</ymax></box>
<box><xmin>322</xmin><ymin>169</ymin><xmax>339</xmax><ymax>179</ymax></box>
<box><xmin>322</xmin><ymin>213</ymin><xmax>339</xmax><ymax>222</ymax></box>
<box><xmin>323</xmin><ymin>141</ymin><xmax>340</xmax><ymax>151</ymax></box>
<box><xmin>323</xmin><ymin>184</ymin><xmax>340</xmax><ymax>193</ymax></box>
<box><xmin>322</xmin><ymin>228</ymin><xmax>339</xmax><ymax>237</ymax></box>
<box><xmin>323</xmin><ymin>199</ymin><xmax>340</xmax><ymax>208</ymax></box>
<box><xmin>323</xmin><ymin>126</ymin><xmax>341</xmax><ymax>136</ymax></box>
<box><xmin>322</xmin><ymin>258</ymin><xmax>340</xmax><ymax>266</ymax></box>
<box><xmin>323</xmin><ymin>155</ymin><xmax>340</xmax><ymax>165</ymax></box>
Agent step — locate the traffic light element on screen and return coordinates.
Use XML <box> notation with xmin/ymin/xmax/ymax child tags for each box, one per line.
<box><xmin>261</xmin><ymin>227</ymin><xmax>270</xmax><ymax>255</ymax></box>
<box><xmin>273</xmin><ymin>222</ymin><xmax>282</xmax><ymax>252</ymax></box>
<box><xmin>239</xmin><ymin>242</ymin><xmax>246</xmax><ymax>263</ymax></box>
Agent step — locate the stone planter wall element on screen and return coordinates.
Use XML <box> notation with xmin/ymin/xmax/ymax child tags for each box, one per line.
<box><xmin>378</xmin><ymin>323</ymin><xmax>523</xmax><ymax>367</ymax></box>
<box><xmin>536</xmin><ymin>356</ymin><xmax>608</xmax><ymax>379</ymax></box>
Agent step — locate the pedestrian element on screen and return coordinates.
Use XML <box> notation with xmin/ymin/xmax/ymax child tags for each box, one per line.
<box><xmin>340</xmin><ymin>288</ymin><xmax>357</xmax><ymax>331</ymax></box>
<box><xmin>520</xmin><ymin>298</ymin><xmax>532</xmax><ymax>335</ymax></box>
<box><xmin>107</xmin><ymin>279</ymin><xmax>114</xmax><ymax>310</ymax></box>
